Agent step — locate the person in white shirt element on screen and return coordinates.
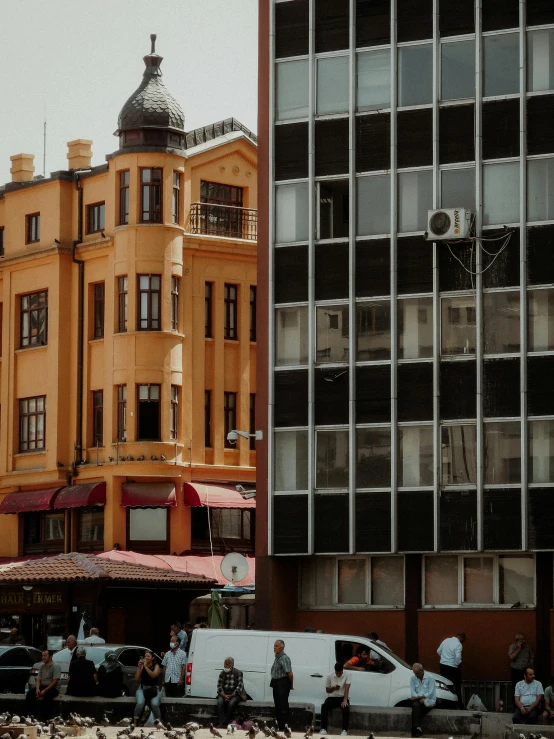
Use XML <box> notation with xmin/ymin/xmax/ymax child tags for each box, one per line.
<box><xmin>437</xmin><ymin>632</ymin><xmax>465</xmax><ymax>709</ymax></box>
<box><xmin>368</xmin><ymin>632</ymin><xmax>389</xmax><ymax>662</ymax></box>
<box><xmin>513</xmin><ymin>667</ymin><xmax>543</xmax><ymax>724</ymax></box>
<box><xmin>408</xmin><ymin>663</ymin><xmax>436</xmax><ymax>738</ymax></box>
<box><xmin>320</xmin><ymin>662</ymin><xmax>351</xmax><ymax>736</ymax></box>
<box><xmin>83</xmin><ymin>627</ymin><xmax>105</xmax><ymax>644</ymax></box>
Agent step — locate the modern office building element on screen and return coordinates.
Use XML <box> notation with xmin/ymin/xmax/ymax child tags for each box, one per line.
<box><xmin>0</xmin><ymin>37</ymin><xmax>257</xmax><ymax>644</ymax></box>
<box><xmin>257</xmin><ymin>0</ymin><xmax>554</xmax><ymax>681</ymax></box>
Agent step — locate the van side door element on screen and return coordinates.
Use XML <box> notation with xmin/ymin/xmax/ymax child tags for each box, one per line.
<box><xmin>337</xmin><ymin>639</ymin><xmax>394</xmax><ymax>707</ymax></box>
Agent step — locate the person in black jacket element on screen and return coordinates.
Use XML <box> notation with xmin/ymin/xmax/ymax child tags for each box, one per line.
<box><xmin>97</xmin><ymin>651</ymin><xmax>124</xmax><ymax>698</ymax></box>
<box><xmin>67</xmin><ymin>647</ymin><xmax>97</xmax><ymax>696</ymax></box>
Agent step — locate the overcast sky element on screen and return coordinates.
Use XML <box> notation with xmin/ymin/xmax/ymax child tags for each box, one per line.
<box><xmin>0</xmin><ymin>0</ymin><xmax>258</xmax><ymax>185</ymax></box>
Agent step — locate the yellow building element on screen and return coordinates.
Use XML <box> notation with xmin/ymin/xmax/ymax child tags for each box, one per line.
<box><xmin>0</xmin><ymin>37</ymin><xmax>257</xmax><ymax>563</ymax></box>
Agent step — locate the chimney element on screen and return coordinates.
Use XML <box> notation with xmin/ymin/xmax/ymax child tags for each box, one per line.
<box><xmin>67</xmin><ymin>139</ymin><xmax>93</xmax><ymax>170</ymax></box>
<box><xmin>10</xmin><ymin>153</ymin><xmax>35</xmax><ymax>182</ymax></box>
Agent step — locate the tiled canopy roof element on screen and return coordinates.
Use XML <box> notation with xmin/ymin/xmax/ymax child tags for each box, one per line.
<box><xmin>0</xmin><ymin>552</ymin><xmax>215</xmax><ymax>585</ymax></box>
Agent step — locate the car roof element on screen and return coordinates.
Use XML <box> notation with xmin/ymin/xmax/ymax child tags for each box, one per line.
<box><xmin>0</xmin><ymin>645</ymin><xmax>39</xmax><ymax>653</ymax></box>
<box><xmin>53</xmin><ymin>644</ymin><xmax>156</xmax><ymax>658</ymax></box>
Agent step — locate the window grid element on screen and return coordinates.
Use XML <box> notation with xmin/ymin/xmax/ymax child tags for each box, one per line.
<box><xmin>224</xmin><ymin>391</ymin><xmax>237</xmax><ymax>448</ymax></box>
<box><xmin>138</xmin><ymin>274</ymin><xmax>161</xmax><ymax>331</ymax></box>
<box><xmin>20</xmin><ymin>291</ymin><xmax>48</xmax><ymax>348</ymax></box>
<box><xmin>26</xmin><ymin>213</ymin><xmax>40</xmax><ymax>244</ymax></box>
<box><xmin>205</xmin><ymin>390</ymin><xmax>212</xmax><ymax>448</ymax></box>
<box><xmin>170</xmin><ymin>385</ymin><xmax>179</xmax><ymax>441</ymax></box>
<box><xmin>224</xmin><ymin>283</ymin><xmax>238</xmax><ymax>340</ymax></box>
<box><xmin>87</xmin><ymin>202</ymin><xmax>105</xmax><ymax>234</ymax></box>
<box><xmin>171</xmin><ymin>276</ymin><xmax>179</xmax><ymax>331</ymax></box>
<box><xmin>119</xmin><ymin>170</ymin><xmax>130</xmax><ymax>225</ymax></box>
<box><xmin>117</xmin><ymin>276</ymin><xmax>128</xmax><ymax>333</ymax></box>
<box><xmin>250</xmin><ymin>286</ymin><xmax>257</xmax><ymax>342</ymax></box>
<box><xmin>19</xmin><ymin>396</ymin><xmax>46</xmax><ymax>452</ymax></box>
<box><xmin>205</xmin><ymin>282</ymin><xmax>213</xmax><ymax>338</ymax></box>
<box><xmin>172</xmin><ymin>171</ymin><xmax>181</xmax><ymax>224</ymax></box>
<box><xmin>92</xmin><ymin>390</ymin><xmax>103</xmax><ymax>446</ymax></box>
<box><xmin>93</xmin><ymin>283</ymin><xmax>105</xmax><ymax>339</ymax></box>
<box><xmin>140</xmin><ymin>168</ymin><xmax>163</xmax><ymax>223</ymax></box>
<box><xmin>117</xmin><ymin>385</ymin><xmax>126</xmax><ymax>442</ymax></box>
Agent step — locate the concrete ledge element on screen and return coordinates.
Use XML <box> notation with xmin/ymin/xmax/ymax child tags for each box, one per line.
<box><xmin>333</xmin><ymin>706</ymin><xmax>481</xmax><ymax>736</ymax></box>
<box><xmin>0</xmin><ymin>695</ymin><xmax>315</xmax><ymax>731</ymax></box>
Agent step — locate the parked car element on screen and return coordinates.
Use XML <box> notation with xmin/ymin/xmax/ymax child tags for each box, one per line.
<box><xmin>187</xmin><ymin>629</ymin><xmax>457</xmax><ymax>709</ymax></box>
<box><xmin>29</xmin><ymin>644</ymin><xmax>161</xmax><ymax>696</ymax></box>
<box><xmin>0</xmin><ymin>645</ymin><xmax>41</xmax><ymax>693</ymax></box>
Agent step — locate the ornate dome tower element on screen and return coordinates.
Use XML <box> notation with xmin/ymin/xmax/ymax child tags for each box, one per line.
<box><xmin>115</xmin><ymin>35</ymin><xmax>186</xmax><ymax>151</ymax></box>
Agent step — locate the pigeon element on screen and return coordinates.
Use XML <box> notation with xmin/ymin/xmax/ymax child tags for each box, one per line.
<box><xmin>101</xmin><ymin>715</ymin><xmax>112</xmax><ymax>727</ymax></box>
<box><xmin>304</xmin><ymin>728</ymin><xmax>314</xmax><ymax>739</ymax></box>
<box><xmin>96</xmin><ymin>730</ymin><xmax>107</xmax><ymax>739</ymax></box>
<box><xmin>262</xmin><ymin>726</ymin><xmax>271</xmax><ymax>738</ymax></box>
<box><xmin>11</xmin><ymin>719</ymin><xmax>20</xmax><ymax>727</ymax></box>
<box><xmin>0</xmin><ymin>732</ymin><xmax>13</xmax><ymax>739</ymax></box>
<box><xmin>248</xmin><ymin>728</ymin><xmax>257</xmax><ymax>739</ymax></box>
<box><xmin>154</xmin><ymin>722</ymin><xmax>166</xmax><ymax>731</ymax></box>
<box><xmin>367</xmin><ymin>735</ymin><xmax>375</xmax><ymax>739</ymax></box>
<box><xmin>117</xmin><ymin>720</ymin><xmax>133</xmax><ymax>728</ymax></box>
<box><xmin>284</xmin><ymin>727</ymin><xmax>291</xmax><ymax>739</ymax></box>
<box><xmin>210</xmin><ymin>726</ymin><xmax>222</xmax><ymax>739</ymax></box>
<box><xmin>227</xmin><ymin>728</ymin><xmax>236</xmax><ymax>735</ymax></box>
<box><xmin>185</xmin><ymin>725</ymin><xmax>201</xmax><ymax>733</ymax></box>
<box><xmin>185</xmin><ymin>732</ymin><xmax>194</xmax><ymax>739</ymax></box>
<box><xmin>117</xmin><ymin>731</ymin><xmax>132</xmax><ymax>738</ymax></box>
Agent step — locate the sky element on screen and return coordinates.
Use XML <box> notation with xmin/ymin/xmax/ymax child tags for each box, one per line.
<box><xmin>0</xmin><ymin>0</ymin><xmax>258</xmax><ymax>185</ymax></box>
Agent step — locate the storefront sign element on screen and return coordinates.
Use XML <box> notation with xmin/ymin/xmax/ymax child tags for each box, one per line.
<box><xmin>0</xmin><ymin>588</ymin><xmax>64</xmax><ymax>610</ymax></box>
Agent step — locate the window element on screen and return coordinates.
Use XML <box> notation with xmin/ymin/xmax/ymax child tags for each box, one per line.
<box><xmin>484</xmin><ymin>33</ymin><xmax>519</xmax><ymax>97</ymax></box>
<box><xmin>441</xmin><ymin>295</ymin><xmax>476</xmax><ymax>355</ymax></box>
<box><xmin>317</xmin><ymin>56</ymin><xmax>349</xmax><ymax>115</ymax></box>
<box><xmin>299</xmin><ymin>556</ymin><xmax>404</xmax><ymax>608</ymax></box>
<box><xmin>484</xmin><ymin>421</ymin><xmax>521</xmax><ymax>485</ymax></box>
<box><xmin>93</xmin><ymin>283</ymin><xmax>105</xmax><ymax>339</ymax></box>
<box><xmin>250</xmin><ymin>286</ymin><xmax>256</xmax><ymax>342</ymax></box>
<box><xmin>117</xmin><ymin>385</ymin><xmax>127</xmax><ymax>441</ymax></box>
<box><xmin>529</xmin><ymin>289</ymin><xmax>554</xmax><ymax>351</ymax></box>
<box><xmin>171</xmin><ymin>276</ymin><xmax>179</xmax><ymax>331</ymax></box>
<box><xmin>356</xmin><ymin>427</ymin><xmax>391</xmax><ymax>487</ymax></box>
<box><xmin>87</xmin><ymin>202</ymin><xmax>105</xmax><ymax>234</ymax></box>
<box><xmin>356</xmin><ymin>301</ymin><xmax>391</xmax><ymax>361</ymax></box>
<box><xmin>398</xmin><ymin>44</ymin><xmax>433</xmax><ymax>106</ymax></box>
<box><xmin>529</xmin><ymin>419</ymin><xmax>554</xmax><ymax>483</ymax></box>
<box><xmin>211</xmin><ymin>509</ymin><xmax>252</xmax><ymax>541</ymax></box>
<box><xmin>170</xmin><ymin>385</ymin><xmax>179</xmax><ymax>441</ymax></box>
<box><xmin>137</xmin><ymin>384</ymin><xmax>160</xmax><ymax>441</ymax></box>
<box><xmin>117</xmin><ymin>276</ymin><xmax>128</xmax><ymax>333</ymax></box>
<box><xmin>191</xmin><ymin>507</ymin><xmax>254</xmax><ymax>552</ymax></box>
<box><xmin>528</xmin><ymin>158</ymin><xmax>554</xmax><ymax>222</ymax></box>
<box><xmin>357</xmin><ymin>49</ymin><xmax>390</xmax><ymax>111</ymax></box>
<box><xmin>205</xmin><ymin>390</ymin><xmax>212</xmax><ymax>447</ymax></box>
<box><xmin>0</xmin><ymin>227</ymin><xmax>4</xmax><ymax>257</ymax></box>
<box><xmin>357</xmin><ymin>175</ymin><xmax>390</xmax><ymax>236</ymax></box>
<box><xmin>20</xmin><ymin>291</ymin><xmax>48</xmax><ymax>348</ymax></box>
<box><xmin>119</xmin><ymin>170</ymin><xmax>130</xmax><ymax>225</ymax></box>
<box><xmin>276</xmin><ymin>306</ymin><xmax>309</xmax><ymax>366</ymax></box>
<box><xmin>528</xmin><ymin>28</ymin><xmax>554</xmax><ymax>93</ymax></box>
<box><xmin>249</xmin><ymin>394</ymin><xmax>256</xmax><ymax>451</ymax></box>
<box><xmin>19</xmin><ymin>396</ymin><xmax>46</xmax><ymax>452</ymax></box>
<box><xmin>26</xmin><ymin>213</ymin><xmax>40</xmax><ymax>244</ymax></box>
<box><xmin>201</xmin><ymin>181</ymin><xmax>243</xmax><ymax>207</ymax></box>
<box><xmin>205</xmin><ymin>282</ymin><xmax>213</xmax><ymax>338</ymax></box>
<box><xmin>318</xmin><ymin>181</ymin><xmax>349</xmax><ymax>239</ymax></box>
<box><xmin>441</xmin><ymin>167</ymin><xmax>476</xmax><ymax>212</ymax></box>
<box><xmin>483</xmin><ymin>162</ymin><xmax>520</xmax><ymax>226</ymax></box>
<box><xmin>441</xmin><ymin>424</ymin><xmax>477</xmax><ymax>485</ymax></box>
<box><xmin>172</xmin><ymin>172</ymin><xmax>181</xmax><ymax>224</ymax></box>
<box><xmin>276</xmin><ymin>183</ymin><xmax>309</xmax><ymax>243</ymax></box>
<box><xmin>140</xmin><ymin>167</ymin><xmax>163</xmax><ymax>223</ymax></box>
<box><xmin>316</xmin><ymin>429</ymin><xmax>349</xmax><ymax>489</ymax></box>
<box><xmin>199</xmin><ymin>181</ymin><xmax>245</xmax><ymax>237</ymax></box>
<box><xmin>398</xmin><ymin>297</ymin><xmax>433</xmax><ymax>359</ymax></box>
<box><xmin>398</xmin><ymin>170</ymin><xmax>433</xmax><ymax>232</ymax></box>
<box><xmin>24</xmin><ymin>511</ymin><xmax>64</xmax><ymax>555</ymax></box>
<box><xmin>398</xmin><ymin>425</ymin><xmax>433</xmax><ymax>487</ymax></box>
<box><xmin>441</xmin><ymin>40</ymin><xmax>475</xmax><ymax>100</ymax></box>
<box><xmin>77</xmin><ymin>507</ymin><xmax>104</xmax><ymax>552</ymax></box>
<box><xmin>316</xmin><ymin>305</ymin><xmax>349</xmax><ymax>363</ymax></box>
<box><xmin>424</xmin><ymin>555</ymin><xmax>535</xmax><ymax>606</ymax></box>
<box><xmin>483</xmin><ymin>291</ymin><xmax>520</xmax><ymax>354</ymax></box>
<box><xmin>92</xmin><ymin>390</ymin><xmax>103</xmax><ymax>447</ymax></box>
<box><xmin>224</xmin><ymin>284</ymin><xmax>238</xmax><ymax>340</ymax></box>
<box><xmin>275</xmin><ymin>430</ymin><xmax>309</xmax><ymax>491</ymax></box>
<box><xmin>128</xmin><ymin>508</ymin><xmax>168</xmax><ymax>553</ymax></box>
<box><xmin>224</xmin><ymin>392</ymin><xmax>237</xmax><ymax>448</ymax></box>
<box><xmin>138</xmin><ymin>274</ymin><xmax>161</xmax><ymax>330</ymax></box>
<box><xmin>276</xmin><ymin>59</ymin><xmax>309</xmax><ymax>120</ymax></box>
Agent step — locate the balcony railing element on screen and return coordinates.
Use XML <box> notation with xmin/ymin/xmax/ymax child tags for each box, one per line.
<box><xmin>189</xmin><ymin>203</ymin><xmax>257</xmax><ymax>241</ymax></box>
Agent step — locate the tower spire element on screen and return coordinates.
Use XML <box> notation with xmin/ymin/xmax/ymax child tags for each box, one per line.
<box><xmin>150</xmin><ymin>34</ymin><xmax>156</xmax><ymax>54</ymax></box>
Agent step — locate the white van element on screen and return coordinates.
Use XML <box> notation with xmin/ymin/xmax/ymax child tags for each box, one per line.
<box><xmin>186</xmin><ymin>629</ymin><xmax>457</xmax><ymax>710</ymax></box>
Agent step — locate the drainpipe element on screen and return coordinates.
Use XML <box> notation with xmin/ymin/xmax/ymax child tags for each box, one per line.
<box><xmin>72</xmin><ymin>171</ymin><xmax>88</xmax><ymax>478</ymax></box>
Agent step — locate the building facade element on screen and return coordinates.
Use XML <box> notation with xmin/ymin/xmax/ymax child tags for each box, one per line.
<box><xmin>257</xmin><ymin>0</ymin><xmax>554</xmax><ymax>683</ymax></box>
<box><xmin>0</xmin><ymin>40</ymin><xmax>257</xmax><ymax>579</ymax></box>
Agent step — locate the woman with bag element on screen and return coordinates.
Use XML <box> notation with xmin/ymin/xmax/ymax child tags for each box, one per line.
<box><xmin>134</xmin><ymin>650</ymin><xmax>161</xmax><ymax>727</ymax></box>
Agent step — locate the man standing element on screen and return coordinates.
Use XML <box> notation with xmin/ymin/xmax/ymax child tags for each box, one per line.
<box><xmin>508</xmin><ymin>633</ymin><xmax>534</xmax><ymax>695</ymax></box>
<box><xmin>162</xmin><ymin>635</ymin><xmax>187</xmax><ymax>697</ymax></box>
<box><xmin>271</xmin><ymin>639</ymin><xmax>293</xmax><ymax>730</ymax></box>
<box><xmin>513</xmin><ymin>667</ymin><xmax>544</xmax><ymax>724</ymax></box>
<box><xmin>171</xmin><ymin>622</ymin><xmax>188</xmax><ymax>652</ymax></box>
<box><xmin>83</xmin><ymin>627</ymin><xmax>105</xmax><ymax>644</ymax></box>
<box><xmin>216</xmin><ymin>657</ymin><xmax>243</xmax><ymax>728</ymax></box>
<box><xmin>320</xmin><ymin>662</ymin><xmax>351</xmax><ymax>736</ymax></box>
<box><xmin>437</xmin><ymin>632</ymin><xmax>465</xmax><ymax>709</ymax></box>
<box><xmin>408</xmin><ymin>663</ymin><xmax>436</xmax><ymax>738</ymax></box>
<box><xmin>25</xmin><ymin>649</ymin><xmax>60</xmax><ymax>720</ymax></box>
<box><xmin>368</xmin><ymin>632</ymin><xmax>388</xmax><ymax>663</ymax></box>
<box><xmin>67</xmin><ymin>646</ymin><xmax>97</xmax><ymax>696</ymax></box>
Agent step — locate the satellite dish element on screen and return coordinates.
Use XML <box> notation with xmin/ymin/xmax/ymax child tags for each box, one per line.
<box><xmin>220</xmin><ymin>552</ymin><xmax>249</xmax><ymax>584</ymax></box>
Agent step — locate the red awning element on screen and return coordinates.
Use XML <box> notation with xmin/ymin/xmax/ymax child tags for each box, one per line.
<box><xmin>121</xmin><ymin>482</ymin><xmax>176</xmax><ymax>508</ymax></box>
<box><xmin>0</xmin><ymin>488</ymin><xmax>64</xmax><ymax>515</ymax></box>
<box><xmin>52</xmin><ymin>482</ymin><xmax>106</xmax><ymax>509</ymax></box>
<box><xmin>183</xmin><ymin>483</ymin><xmax>255</xmax><ymax>509</ymax></box>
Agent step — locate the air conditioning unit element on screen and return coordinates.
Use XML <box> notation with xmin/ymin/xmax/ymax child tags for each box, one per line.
<box><xmin>426</xmin><ymin>208</ymin><xmax>471</xmax><ymax>240</ymax></box>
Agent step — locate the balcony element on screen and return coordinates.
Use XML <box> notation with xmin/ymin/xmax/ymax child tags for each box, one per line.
<box><xmin>188</xmin><ymin>203</ymin><xmax>257</xmax><ymax>241</ymax></box>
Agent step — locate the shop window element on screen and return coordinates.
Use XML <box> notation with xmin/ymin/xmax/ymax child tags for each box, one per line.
<box><xmin>527</xmin><ymin>29</ymin><xmax>554</xmax><ymax>93</ymax></box>
<box><xmin>274</xmin><ymin>430</ymin><xmax>309</xmax><ymax>492</ymax></box>
<box><xmin>484</xmin><ymin>421</ymin><xmax>521</xmax><ymax>485</ymax></box>
<box><xmin>398</xmin><ymin>170</ymin><xmax>433</xmax><ymax>232</ymax></box>
<box><xmin>398</xmin><ymin>44</ymin><xmax>432</xmax><ymax>106</ymax></box>
<box><xmin>529</xmin><ymin>419</ymin><xmax>554</xmax><ymax>483</ymax></box>
<box><xmin>316</xmin><ymin>56</ymin><xmax>349</xmax><ymax>115</ymax></box>
<box><xmin>138</xmin><ymin>274</ymin><xmax>161</xmax><ymax>331</ymax></box>
<box><xmin>19</xmin><ymin>396</ymin><xmax>46</xmax><ymax>452</ymax></box>
<box><xmin>250</xmin><ymin>287</ymin><xmax>256</xmax><ymax>342</ymax></box>
<box><xmin>127</xmin><ymin>507</ymin><xmax>168</xmax><ymax>554</ymax></box>
<box><xmin>356</xmin><ymin>427</ymin><xmax>391</xmax><ymax>487</ymax></box>
<box><xmin>119</xmin><ymin>171</ymin><xmax>130</xmax><ymax>225</ymax></box>
<box><xmin>93</xmin><ymin>283</ymin><xmax>105</xmax><ymax>339</ymax></box>
<box><xmin>23</xmin><ymin>511</ymin><xmax>64</xmax><ymax>555</ymax></box>
<box><xmin>276</xmin><ymin>60</ymin><xmax>309</xmax><ymax>120</ymax></box>
<box><xmin>483</xmin><ymin>291</ymin><xmax>520</xmax><ymax>354</ymax></box>
<box><xmin>204</xmin><ymin>390</ymin><xmax>211</xmax><ymax>448</ymax></box>
<box><xmin>190</xmin><ymin>507</ymin><xmax>254</xmax><ymax>552</ymax></box>
<box><xmin>356</xmin><ymin>300</ymin><xmax>390</xmax><ymax>361</ymax></box>
<box><xmin>117</xmin><ymin>384</ymin><xmax>126</xmax><ymax>442</ymax></box>
<box><xmin>357</xmin><ymin>175</ymin><xmax>390</xmax><ymax>236</ymax></box>
<box><xmin>398</xmin><ymin>297</ymin><xmax>433</xmax><ymax>359</ymax></box>
<box><xmin>224</xmin><ymin>284</ymin><xmax>238</xmax><ymax>340</ymax></box>
<box><xmin>20</xmin><ymin>291</ymin><xmax>48</xmax><ymax>348</ymax></box>
<box><xmin>26</xmin><ymin>213</ymin><xmax>40</xmax><ymax>244</ymax></box>
<box><xmin>441</xmin><ymin>40</ymin><xmax>475</xmax><ymax>100</ymax></box>
<box><xmin>441</xmin><ymin>167</ymin><xmax>476</xmax><ymax>212</ymax></box>
<box><xmin>316</xmin><ymin>429</ymin><xmax>349</xmax><ymax>489</ymax></box>
<box><xmin>172</xmin><ymin>172</ymin><xmax>180</xmax><ymax>224</ymax></box>
<box><xmin>357</xmin><ymin>49</ymin><xmax>391</xmax><ymax>111</ymax></box>
<box><xmin>137</xmin><ymin>385</ymin><xmax>160</xmax><ymax>441</ymax></box>
<box><xmin>398</xmin><ymin>425</ymin><xmax>433</xmax><ymax>487</ymax></box>
<box><xmin>117</xmin><ymin>276</ymin><xmax>128</xmax><ymax>333</ymax></box>
<box><xmin>277</xmin><ymin>305</ymin><xmax>308</xmax><ymax>356</ymax></box>
<box><xmin>92</xmin><ymin>390</ymin><xmax>103</xmax><ymax>447</ymax></box>
<box><xmin>528</xmin><ymin>158</ymin><xmax>554</xmax><ymax>222</ymax></box>
<box><xmin>86</xmin><ymin>202</ymin><xmax>105</xmax><ymax>234</ymax></box>
<box><xmin>224</xmin><ymin>392</ymin><xmax>237</xmax><ymax>449</ymax></box>
<box><xmin>483</xmin><ymin>33</ymin><xmax>519</xmax><ymax>96</ymax></box>
<box><xmin>441</xmin><ymin>424</ymin><xmax>477</xmax><ymax>485</ymax></box>
<box><xmin>170</xmin><ymin>386</ymin><xmax>179</xmax><ymax>441</ymax></box>
<box><xmin>77</xmin><ymin>507</ymin><xmax>104</xmax><ymax>552</ymax></box>
<box><xmin>171</xmin><ymin>276</ymin><xmax>179</xmax><ymax>331</ymax></box>
<box><xmin>483</xmin><ymin>162</ymin><xmax>520</xmax><ymax>226</ymax></box>
<box><xmin>316</xmin><ymin>304</ymin><xmax>349</xmax><ymax>363</ymax></box>
<box><xmin>441</xmin><ymin>295</ymin><xmax>476</xmax><ymax>356</ymax></box>
<box><xmin>423</xmin><ymin>555</ymin><xmax>535</xmax><ymax>606</ymax></box>
<box><xmin>140</xmin><ymin>168</ymin><xmax>163</xmax><ymax>223</ymax></box>
<box><xmin>318</xmin><ymin>181</ymin><xmax>349</xmax><ymax>239</ymax></box>
<box><xmin>205</xmin><ymin>282</ymin><xmax>213</xmax><ymax>338</ymax></box>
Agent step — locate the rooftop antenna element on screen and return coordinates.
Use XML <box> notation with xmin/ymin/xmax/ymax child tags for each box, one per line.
<box><xmin>150</xmin><ymin>34</ymin><xmax>156</xmax><ymax>54</ymax></box>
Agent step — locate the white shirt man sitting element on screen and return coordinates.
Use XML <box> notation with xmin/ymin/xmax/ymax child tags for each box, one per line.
<box><xmin>319</xmin><ymin>662</ymin><xmax>351</xmax><ymax>737</ymax></box>
<box><xmin>513</xmin><ymin>667</ymin><xmax>543</xmax><ymax>725</ymax></box>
